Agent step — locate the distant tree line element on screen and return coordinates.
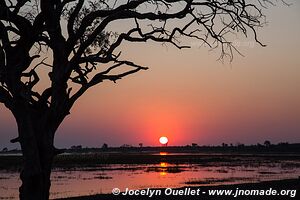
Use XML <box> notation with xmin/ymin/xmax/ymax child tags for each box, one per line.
<box><xmin>1</xmin><ymin>141</ymin><xmax>297</xmax><ymax>154</ymax></box>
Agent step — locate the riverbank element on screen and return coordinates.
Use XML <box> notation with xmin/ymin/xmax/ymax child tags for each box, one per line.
<box><xmin>55</xmin><ymin>178</ymin><xmax>299</xmax><ymax>200</ymax></box>
<box><xmin>1</xmin><ymin>152</ymin><xmax>300</xmax><ymax>171</ymax></box>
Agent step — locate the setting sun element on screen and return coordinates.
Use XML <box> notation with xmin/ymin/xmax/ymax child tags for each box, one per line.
<box><xmin>159</xmin><ymin>136</ymin><xmax>169</xmax><ymax>145</ymax></box>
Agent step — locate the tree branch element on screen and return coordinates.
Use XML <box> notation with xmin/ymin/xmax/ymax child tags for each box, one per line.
<box><xmin>0</xmin><ymin>0</ymin><xmax>277</xmax><ymax>128</ymax></box>
<box><xmin>69</xmin><ymin>60</ymin><xmax>148</xmax><ymax>107</ymax></box>
<box><xmin>67</xmin><ymin>0</ymin><xmax>84</xmax><ymax>39</ymax></box>
<box><xmin>0</xmin><ymin>85</ymin><xmax>13</xmax><ymax>109</ymax></box>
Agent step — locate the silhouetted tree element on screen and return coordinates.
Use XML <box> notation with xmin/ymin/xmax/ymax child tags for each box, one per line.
<box><xmin>222</xmin><ymin>143</ymin><xmax>228</xmax><ymax>148</ymax></box>
<box><xmin>0</xmin><ymin>0</ymin><xmax>277</xmax><ymax>199</ymax></box>
<box><xmin>2</xmin><ymin>147</ymin><xmax>8</xmax><ymax>152</ymax></box>
<box><xmin>192</xmin><ymin>143</ymin><xmax>198</xmax><ymax>147</ymax></box>
<box><xmin>102</xmin><ymin>143</ymin><xmax>108</xmax><ymax>149</ymax></box>
<box><xmin>264</xmin><ymin>140</ymin><xmax>271</xmax><ymax>147</ymax></box>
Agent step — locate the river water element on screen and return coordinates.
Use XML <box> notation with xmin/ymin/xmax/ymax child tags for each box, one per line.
<box><xmin>0</xmin><ymin>154</ymin><xmax>299</xmax><ymax>199</ymax></box>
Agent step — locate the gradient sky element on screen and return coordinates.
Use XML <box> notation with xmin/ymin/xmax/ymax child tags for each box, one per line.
<box><xmin>1</xmin><ymin>2</ymin><xmax>300</xmax><ymax>149</ymax></box>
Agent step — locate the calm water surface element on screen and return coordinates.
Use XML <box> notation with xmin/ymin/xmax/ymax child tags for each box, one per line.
<box><xmin>0</xmin><ymin>154</ymin><xmax>299</xmax><ymax>199</ymax></box>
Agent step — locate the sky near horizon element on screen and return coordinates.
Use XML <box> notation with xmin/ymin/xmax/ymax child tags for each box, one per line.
<box><xmin>0</xmin><ymin>1</ymin><xmax>300</xmax><ymax>149</ymax></box>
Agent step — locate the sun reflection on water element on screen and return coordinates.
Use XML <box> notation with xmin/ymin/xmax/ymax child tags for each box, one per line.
<box><xmin>159</xmin><ymin>171</ymin><xmax>167</xmax><ymax>176</ymax></box>
<box><xmin>159</xmin><ymin>162</ymin><xmax>168</xmax><ymax>176</ymax></box>
<box><xmin>159</xmin><ymin>152</ymin><xmax>168</xmax><ymax>156</ymax></box>
<box><xmin>160</xmin><ymin>162</ymin><xmax>168</xmax><ymax>167</ymax></box>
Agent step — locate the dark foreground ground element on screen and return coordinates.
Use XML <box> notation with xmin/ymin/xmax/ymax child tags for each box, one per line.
<box><xmin>56</xmin><ymin>178</ymin><xmax>300</xmax><ymax>200</ymax></box>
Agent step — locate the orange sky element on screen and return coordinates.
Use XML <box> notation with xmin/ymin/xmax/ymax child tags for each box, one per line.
<box><xmin>1</xmin><ymin>2</ymin><xmax>300</xmax><ymax>148</ymax></box>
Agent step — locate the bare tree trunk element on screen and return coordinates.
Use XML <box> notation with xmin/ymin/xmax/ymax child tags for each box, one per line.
<box><xmin>19</xmin><ymin>149</ymin><xmax>53</xmax><ymax>200</ymax></box>
<box><xmin>14</xmin><ymin>107</ymin><xmax>55</xmax><ymax>200</ymax></box>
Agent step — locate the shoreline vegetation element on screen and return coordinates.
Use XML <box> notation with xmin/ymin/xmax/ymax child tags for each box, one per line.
<box><xmin>1</xmin><ymin>150</ymin><xmax>300</xmax><ymax>171</ymax></box>
<box><xmin>1</xmin><ymin>144</ymin><xmax>300</xmax><ymax>171</ymax></box>
<box><xmin>2</xmin><ymin>142</ymin><xmax>300</xmax><ymax>155</ymax></box>
<box><xmin>55</xmin><ymin>178</ymin><xmax>300</xmax><ymax>200</ymax></box>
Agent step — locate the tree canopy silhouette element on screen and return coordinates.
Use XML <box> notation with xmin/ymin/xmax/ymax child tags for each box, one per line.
<box><xmin>0</xmin><ymin>0</ymin><xmax>278</xmax><ymax>199</ymax></box>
